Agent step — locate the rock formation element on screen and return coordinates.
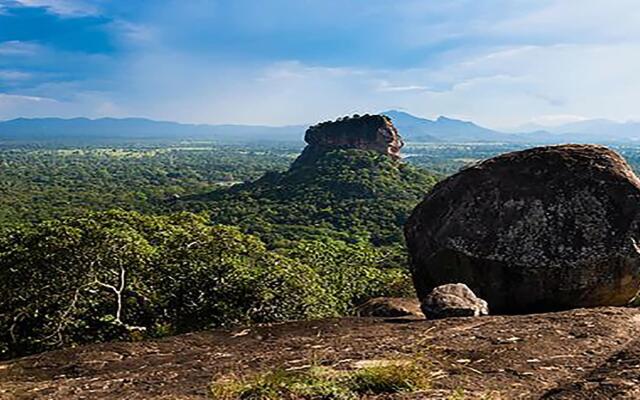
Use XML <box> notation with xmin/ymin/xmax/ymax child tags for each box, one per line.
<box><xmin>422</xmin><ymin>283</ymin><xmax>489</xmax><ymax>319</ymax></box>
<box><xmin>405</xmin><ymin>144</ymin><xmax>640</xmax><ymax>313</ymax></box>
<box><xmin>292</xmin><ymin>114</ymin><xmax>403</xmax><ymax>166</ymax></box>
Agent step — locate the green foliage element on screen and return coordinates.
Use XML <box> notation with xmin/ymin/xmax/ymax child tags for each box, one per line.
<box><xmin>280</xmin><ymin>240</ymin><xmax>413</xmax><ymax>315</ymax></box>
<box><xmin>211</xmin><ymin>359</ymin><xmax>431</xmax><ymax>400</ymax></box>
<box><xmin>0</xmin><ymin>144</ymin><xmax>434</xmax><ymax>360</ymax></box>
<box><xmin>182</xmin><ymin>149</ymin><xmax>438</xmax><ymax>246</ymax></box>
<box><xmin>0</xmin><ymin>145</ymin><xmax>294</xmax><ymax>226</ymax></box>
<box><xmin>0</xmin><ymin>210</ymin><xmax>409</xmax><ymax>359</ymax></box>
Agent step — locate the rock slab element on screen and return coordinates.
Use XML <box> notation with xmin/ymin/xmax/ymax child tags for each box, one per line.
<box><xmin>405</xmin><ymin>144</ymin><xmax>640</xmax><ymax>313</ymax></box>
<box><xmin>422</xmin><ymin>283</ymin><xmax>489</xmax><ymax>319</ymax></box>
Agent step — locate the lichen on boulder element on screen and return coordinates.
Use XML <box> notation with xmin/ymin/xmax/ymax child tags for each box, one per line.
<box><xmin>405</xmin><ymin>144</ymin><xmax>640</xmax><ymax>313</ymax></box>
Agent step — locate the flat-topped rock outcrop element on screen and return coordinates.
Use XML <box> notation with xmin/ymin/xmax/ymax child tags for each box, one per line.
<box><xmin>405</xmin><ymin>144</ymin><xmax>640</xmax><ymax>313</ymax></box>
<box><xmin>293</xmin><ymin>114</ymin><xmax>403</xmax><ymax>166</ymax></box>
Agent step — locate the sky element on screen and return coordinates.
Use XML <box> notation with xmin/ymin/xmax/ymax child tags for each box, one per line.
<box><xmin>1</xmin><ymin>0</ymin><xmax>640</xmax><ymax>129</ymax></box>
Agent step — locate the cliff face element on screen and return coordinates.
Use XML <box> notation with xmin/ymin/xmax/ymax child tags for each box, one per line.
<box><xmin>293</xmin><ymin>114</ymin><xmax>404</xmax><ymax>166</ymax></box>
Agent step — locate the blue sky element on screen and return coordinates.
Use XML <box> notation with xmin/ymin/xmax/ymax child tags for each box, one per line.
<box><xmin>1</xmin><ymin>0</ymin><xmax>640</xmax><ymax>128</ymax></box>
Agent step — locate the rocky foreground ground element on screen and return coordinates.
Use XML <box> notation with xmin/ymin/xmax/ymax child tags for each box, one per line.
<box><xmin>3</xmin><ymin>307</ymin><xmax>640</xmax><ymax>399</ymax></box>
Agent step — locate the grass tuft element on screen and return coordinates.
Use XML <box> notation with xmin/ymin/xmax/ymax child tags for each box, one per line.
<box><xmin>211</xmin><ymin>358</ymin><xmax>431</xmax><ymax>399</ymax></box>
<box><xmin>346</xmin><ymin>360</ymin><xmax>430</xmax><ymax>395</ymax></box>
<box><xmin>211</xmin><ymin>366</ymin><xmax>353</xmax><ymax>400</ymax></box>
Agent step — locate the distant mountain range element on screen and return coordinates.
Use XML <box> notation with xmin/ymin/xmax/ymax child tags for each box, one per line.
<box><xmin>526</xmin><ymin>118</ymin><xmax>640</xmax><ymax>142</ymax></box>
<box><xmin>0</xmin><ymin>117</ymin><xmax>306</xmax><ymax>143</ymax></box>
<box><xmin>1</xmin><ymin>112</ymin><xmax>640</xmax><ymax>144</ymax></box>
<box><xmin>382</xmin><ymin>110</ymin><xmax>515</xmax><ymax>143</ymax></box>
<box><xmin>383</xmin><ymin>110</ymin><xmax>640</xmax><ymax>144</ymax></box>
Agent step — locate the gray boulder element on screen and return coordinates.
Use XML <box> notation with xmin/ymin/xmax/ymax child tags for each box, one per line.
<box><xmin>405</xmin><ymin>144</ymin><xmax>640</xmax><ymax>313</ymax></box>
<box><xmin>422</xmin><ymin>283</ymin><xmax>489</xmax><ymax>319</ymax></box>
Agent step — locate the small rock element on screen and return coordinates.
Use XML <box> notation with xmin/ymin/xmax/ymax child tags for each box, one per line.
<box><xmin>422</xmin><ymin>283</ymin><xmax>489</xmax><ymax>319</ymax></box>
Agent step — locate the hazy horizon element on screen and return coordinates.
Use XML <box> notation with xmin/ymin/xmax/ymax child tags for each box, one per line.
<box><xmin>2</xmin><ymin>1</ymin><xmax>640</xmax><ymax>129</ymax></box>
<box><xmin>2</xmin><ymin>110</ymin><xmax>640</xmax><ymax>134</ymax></box>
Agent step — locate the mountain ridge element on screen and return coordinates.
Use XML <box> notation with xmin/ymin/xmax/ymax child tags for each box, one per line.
<box><xmin>381</xmin><ymin>110</ymin><xmax>519</xmax><ymax>142</ymax></box>
<box><xmin>0</xmin><ymin>117</ymin><xmax>306</xmax><ymax>143</ymax></box>
<box><xmin>4</xmin><ymin>112</ymin><xmax>640</xmax><ymax>144</ymax></box>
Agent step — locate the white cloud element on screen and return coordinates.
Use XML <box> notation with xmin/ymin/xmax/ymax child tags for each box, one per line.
<box><xmin>0</xmin><ymin>93</ymin><xmax>50</xmax><ymax>102</ymax></box>
<box><xmin>531</xmin><ymin>114</ymin><xmax>590</xmax><ymax>126</ymax></box>
<box><xmin>5</xmin><ymin>0</ymin><xmax>640</xmax><ymax>128</ymax></box>
<box><xmin>375</xmin><ymin>81</ymin><xmax>431</xmax><ymax>93</ymax></box>
<box><xmin>0</xmin><ymin>41</ymin><xmax>42</xmax><ymax>56</ymax></box>
<box><xmin>490</xmin><ymin>0</ymin><xmax>640</xmax><ymax>44</ymax></box>
<box><xmin>0</xmin><ymin>70</ymin><xmax>31</xmax><ymax>81</ymax></box>
<box><xmin>14</xmin><ymin>0</ymin><xmax>101</xmax><ymax>16</ymax></box>
<box><xmin>96</xmin><ymin>1</ymin><xmax>640</xmax><ymax>126</ymax></box>
<box><xmin>109</xmin><ymin>20</ymin><xmax>155</xmax><ymax>45</ymax></box>
<box><xmin>0</xmin><ymin>90</ymin><xmax>123</xmax><ymax>120</ymax></box>
<box><xmin>10</xmin><ymin>41</ymin><xmax>640</xmax><ymax>128</ymax></box>
<box><xmin>0</xmin><ymin>93</ymin><xmax>58</xmax><ymax>119</ymax></box>
<box><xmin>73</xmin><ymin>36</ymin><xmax>640</xmax><ymax>128</ymax></box>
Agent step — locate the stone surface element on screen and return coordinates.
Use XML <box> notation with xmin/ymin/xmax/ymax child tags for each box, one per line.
<box><xmin>405</xmin><ymin>144</ymin><xmax>640</xmax><ymax>313</ymax></box>
<box><xmin>355</xmin><ymin>297</ymin><xmax>424</xmax><ymax>318</ymax></box>
<box><xmin>293</xmin><ymin>114</ymin><xmax>403</xmax><ymax>166</ymax></box>
<box><xmin>422</xmin><ymin>283</ymin><xmax>489</xmax><ymax>319</ymax></box>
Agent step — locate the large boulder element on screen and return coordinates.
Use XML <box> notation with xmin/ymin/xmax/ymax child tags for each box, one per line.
<box><xmin>422</xmin><ymin>283</ymin><xmax>489</xmax><ymax>319</ymax></box>
<box><xmin>405</xmin><ymin>144</ymin><xmax>640</xmax><ymax>313</ymax></box>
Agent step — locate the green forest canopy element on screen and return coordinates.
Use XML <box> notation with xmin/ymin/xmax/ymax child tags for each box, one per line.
<box><xmin>180</xmin><ymin>149</ymin><xmax>438</xmax><ymax>247</ymax></box>
<box><xmin>0</xmin><ymin>144</ymin><xmax>439</xmax><ymax>359</ymax></box>
<box><xmin>0</xmin><ymin>211</ymin><xmax>410</xmax><ymax>359</ymax></box>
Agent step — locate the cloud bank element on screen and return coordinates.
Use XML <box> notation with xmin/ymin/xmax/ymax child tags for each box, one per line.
<box><xmin>1</xmin><ymin>0</ymin><xmax>640</xmax><ymax>128</ymax></box>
